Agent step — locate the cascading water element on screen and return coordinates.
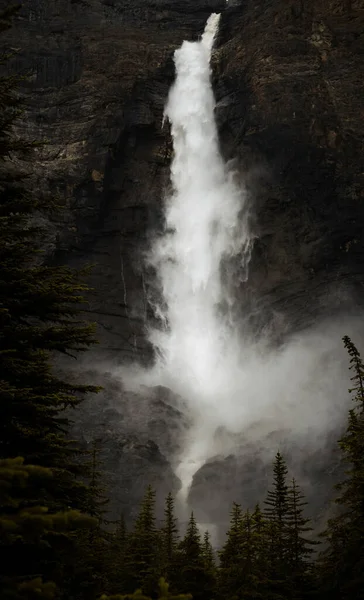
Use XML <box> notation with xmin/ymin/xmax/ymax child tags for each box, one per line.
<box><xmin>145</xmin><ymin>13</ymin><xmax>252</xmax><ymax>504</ymax></box>
<box><xmin>117</xmin><ymin>7</ymin><xmax>362</xmax><ymax>535</ymax></box>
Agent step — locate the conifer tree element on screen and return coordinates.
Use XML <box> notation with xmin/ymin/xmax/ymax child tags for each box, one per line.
<box><xmin>251</xmin><ymin>504</ymin><xmax>269</xmax><ymax>597</ymax></box>
<box><xmin>241</xmin><ymin>508</ymin><xmax>263</xmax><ymax>598</ymax></box>
<box><xmin>0</xmin><ymin>9</ymin><xmax>100</xmax><ymax>597</ymax></box>
<box><xmin>286</xmin><ymin>478</ymin><xmax>317</xmax><ymax>599</ymax></box>
<box><xmin>0</xmin><ymin>457</ymin><xmax>95</xmax><ymax>599</ymax></box>
<box><xmin>264</xmin><ymin>452</ymin><xmax>290</xmax><ymax>599</ymax></box>
<box><xmin>219</xmin><ymin>503</ymin><xmax>267</xmax><ymax>600</ymax></box>
<box><xmin>264</xmin><ymin>452</ymin><xmax>289</xmax><ymax>558</ymax></box>
<box><xmin>218</xmin><ymin>502</ymin><xmax>245</xmax><ymax>599</ymax></box>
<box><xmin>109</xmin><ymin>512</ymin><xmax>128</xmax><ymax>594</ymax></box>
<box><xmin>251</xmin><ymin>503</ymin><xmax>266</xmax><ymax>553</ymax></box>
<box><xmin>201</xmin><ymin>531</ymin><xmax>216</xmax><ymax>600</ymax></box>
<box><xmin>177</xmin><ymin>512</ymin><xmax>210</xmax><ymax>600</ymax></box>
<box><xmin>125</xmin><ymin>486</ymin><xmax>160</xmax><ymax>596</ymax></box>
<box><xmin>318</xmin><ymin>336</ymin><xmax>364</xmax><ymax>600</ymax></box>
<box><xmin>65</xmin><ymin>440</ymin><xmax>111</xmax><ymax>600</ymax></box>
<box><xmin>86</xmin><ymin>439</ymin><xmax>110</xmax><ymax>524</ymax></box>
<box><xmin>179</xmin><ymin>511</ymin><xmax>202</xmax><ymax>567</ymax></box>
<box><xmin>160</xmin><ymin>493</ymin><xmax>179</xmax><ymax>587</ymax></box>
<box><xmin>0</xmin><ymin>4</ymin><xmax>99</xmax><ymax>512</ymax></box>
<box><xmin>202</xmin><ymin>530</ymin><xmax>215</xmax><ymax>571</ymax></box>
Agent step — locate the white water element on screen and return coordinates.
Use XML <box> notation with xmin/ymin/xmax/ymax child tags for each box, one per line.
<box><xmin>119</xmin><ymin>13</ymin><xmax>358</xmax><ymax>512</ymax></box>
<box><xmin>145</xmin><ymin>14</ymin><xmax>252</xmax><ymax>501</ymax></box>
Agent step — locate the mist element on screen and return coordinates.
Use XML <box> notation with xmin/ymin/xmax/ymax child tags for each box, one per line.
<box><xmin>115</xmin><ymin>13</ymin><xmax>362</xmax><ymax>513</ymax></box>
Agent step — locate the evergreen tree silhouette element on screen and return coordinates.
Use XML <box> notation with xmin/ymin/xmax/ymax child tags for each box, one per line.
<box><xmin>0</xmin><ymin>457</ymin><xmax>95</xmax><ymax>599</ymax></box>
<box><xmin>177</xmin><ymin>512</ymin><xmax>211</xmax><ymax>600</ymax></box>
<box><xmin>65</xmin><ymin>440</ymin><xmax>111</xmax><ymax>600</ymax></box>
<box><xmin>318</xmin><ymin>336</ymin><xmax>364</xmax><ymax>600</ymax></box>
<box><xmin>160</xmin><ymin>492</ymin><xmax>180</xmax><ymax>588</ymax></box>
<box><xmin>125</xmin><ymin>486</ymin><xmax>160</xmax><ymax>596</ymax></box>
<box><xmin>108</xmin><ymin>512</ymin><xmax>128</xmax><ymax>594</ymax></box>
<box><xmin>218</xmin><ymin>502</ymin><xmax>245</xmax><ymax>599</ymax></box>
<box><xmin>0</xmin><ymin>6</ymin><xmax>98</xmax><ymax>598</ymax></box>
<box><xmin>286</xmin><ymin>478</ymin><xmax>318</xmax><ymax>599</ymax></box>
<box><xmin>264</xmin><ymin>452</ymin><xmax>290</xmax><ymax>599</ymax></box>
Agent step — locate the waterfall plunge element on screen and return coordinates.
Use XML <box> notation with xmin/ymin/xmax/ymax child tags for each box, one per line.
<box><xmin>147</xmin><ymin>14</ymin><xmax>252</xmax><ymax>502</ymax></box>
<box><xmin>117</xmin><ymin>12</ymin><xmax>359</xmax><ymax>521</ymax></box>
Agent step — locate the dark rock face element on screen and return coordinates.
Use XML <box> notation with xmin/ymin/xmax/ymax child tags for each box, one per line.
<box><xmin>1</xmin><ymin>0</ymin><xmax>224</xmax><ymax>520</ymax></box>
<box><xmin>189</xmin><ymin>430</ymin><xmax>343</xmax><ymax>542</ymax></box>
<box><xmin>214</xmin><ymin>0</ymin><xmax>364</xmax><ymax>339</ymax></box>
<box><xmin>3</xmin><ymin>0</ymin><xmax>364</xmax><ymax>522</ymax></box>
<box><xmin>67</xmin><ymin>370</ymin><xmax>191</xmax><ymax>522</ymax></box>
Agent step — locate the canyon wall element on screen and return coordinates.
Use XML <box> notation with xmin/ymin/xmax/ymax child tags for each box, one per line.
<box><xmin>3</xmin><ymin>0</ymin><xmax>364</xmax><ymax>526</ymax></box>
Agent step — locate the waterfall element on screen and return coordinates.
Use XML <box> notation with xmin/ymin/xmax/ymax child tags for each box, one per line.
<box><xmin>117</xmin><ymin>10</ymin><xmax>360</xmax><ymax>530</ymax></box>
<box><xmin>146</xmin><ymin>13</ymin><xmax>252</xmax><ymax>502</ymax></box>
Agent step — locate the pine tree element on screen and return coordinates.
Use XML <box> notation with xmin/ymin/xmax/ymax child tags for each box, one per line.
<box><xmin>177</xmin><ymin>512</ymin><xmax>210</xmax><ymax>600</ymax></box>
<box><xmin>125</xmin><ymin>486</ymin><xmax>160</xmax><ymax>596</ymax></box>
<box><xmin>218</xmin><ymin>502</ymin><xmax>245</xmax><ymax>599</ymax></box>
<box><xmin>0</xmin><ymin>9</ymin><xmax>100</xmax><ymax>597</ymax></box>
<box><xmin>264</xmin><ymin>452</ymin><xmax>290</xmax><ymax>599</ymax></box>
<box><xmin>240</xmin><ymin>509</ymin><xmax>262</xmax><ymax>599</ymax></box>
<box><xmin>201</xmin><ymin>531</ymin><xmax>216</xmax><ymax>600</ymax></box>
<box><xmin>160</xmin><ymin>493</ymin><xmax>179</xmax><ymax>588</ymax></box>
<box><xmin>86</xmin><ymin>439</ymin><xmax>110</xmax><ymax>524</ymax></box>
<box><xmin>250</xmin><ymin>503</ymin><xmax>269</xmax><ymax>598</ymax></box>
<box><xmin>0</xmin><ymin>457</ymin><xmax>95</xmax><ymax>599</ymax></box>
<box><xmin>219</xmin><ymin>503</ymin><xmax>267</xmax><ymax>600</ymax></box>
<box><xmin>0</xmin><ymin>3</ymin><xmax>99</xmax><ymax>512</ymax></box>
<box><xmin>251</xmin><ymin>503</ymin><xmax>266</xmax><ymax>557</ymax></box>
<box><xmin>109</xmin><ymin>512</ymin><xmax>128</xmax><ymax>594</ymax></box>
<box><xmin>286</xmin><ymin>478</ymin><xmax>317</xmax><ymax>599</ymax></box>
<box><xmin>318</xmin><ymin>336</ymin><xmax>364</xmax><ymax>600</ymax></box>
<box><xmin>202</xmin><ymin>530</ymin><xmax>215</xmax><ymax>571</ymax></box>
<box><xmin>64</xmin><ymin>440</ymin><xmax>111</xmax><ymax>600</ymax></box>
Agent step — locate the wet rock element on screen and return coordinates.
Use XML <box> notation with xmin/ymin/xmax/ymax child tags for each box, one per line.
<box><xmin>2</xmin><ymin>0</ymin><xmax>363</xmax><ymax>524</ymax></box>
<box><xmin>214</xmin><ymin>0</ymin><xmax>364</xmax><ymax>337</ymax></box>
<box><xmin>189</xmin><ymin>428</ymin><xmax>343</xmax><ymax>542</ymax></box>
<box><xmin>69</xmin><ymin>371</ymin><xmax>190</xmax><ymax>522</ymax></box>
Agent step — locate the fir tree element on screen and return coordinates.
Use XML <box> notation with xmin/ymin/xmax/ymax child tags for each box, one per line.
<box><xmin>250</xmin><ymin>503</ymin><xmax>269</xmax><ymax>597</ymax></box>
<box><xmin>86</xmin><ymin>439</ymin><xmax>110</xmax><ymax>524</ymax></box>
<box><xmin>0</xmin><ymin>9</ymin><xmax>100</xmax><ymax>597</ymax></box>
<box><xmin>318</xmin><ymin>336</ymin><xmax>364</xmax><ymax>600</ymax></box>
<box><xmin>0</xmin><ymin>5</ymin><xmax>99</xmax><ymax>512</ymax></box>
<box><xmin>177</xmin><ymin>512</ymin><xmax>210</xmax><ymax>600</ymax></box>
<box><xmin>201</xmin><ymin>531</ymin><xmax>216</xmax><ymax>600</ymax></box>
<box><xmin>264</xmin><ymin>452</ymin><xmax>290</xmax><ymax>599</ymax></box>
<box><xmin>125</xmin><ymin>486</ymin><xmax>160</xmax><ymax>596</ymax></box>
<box><xmin>286</xmin><ymin>478</ymin><xmax>317</xmax><ymax>599</ymax></box>
<box><xmin>218</xmin><ymin>502</ymin><xmax>245</xmax><ymax>600</ymax></box>
<box><xmin>0</xmin><ymin>457</ymin><xmax>95</xmax><ymax>599</ymax></box>
<box><xmin>109</xmin><ymin>512</ymin><xmax>128</xmax><ymax>594</ymax></box>
<box><xmin>160</xmin><ymin>493</ymin><xmax>179</xmax><ymax>588</ymax></box>
<box><xmin>202</xmin><ymin>530</ymin><xmax>215</xmax><ymax>571</ymax></box>
<box><xmin>219</xmin><ymin>503</ymin><xmax>267</xmax><ymax>600</ymax></box>
<box><xmin>0</xmin><ymin>1</ymin><xmax>96</xmax><ymax>510</ymax></box>
<box><xmin>64</xmin><ymin>440</ymin><xmax>111</xmax><ymax>600</ymax></box>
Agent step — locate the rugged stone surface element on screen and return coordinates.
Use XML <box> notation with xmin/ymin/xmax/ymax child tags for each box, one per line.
<box><xmin>3</xmin><ymin>0</ymin><xmax>364</xmax><ymax>523</ymax></box>
<box><xmin>68</xmin><ymin>373</ymin><xmax>190</xmax><ymax>523</ymax></box>
<box><xmin>2</xmin><ymin>0</ymin><xmax>225</xmax><ymax>364</ymax></box>
<box><xmin>189</xmin><ymin>430</ymin><xmax>343</xmax><ymax>541</ymax></box>
<box><xmin>214</xmin><ymin>0</ymin><xmax>364</xmax><ymax>339</ymax></box>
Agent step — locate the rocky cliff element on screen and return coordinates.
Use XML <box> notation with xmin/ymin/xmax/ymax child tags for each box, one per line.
<box><xmin>3</xmin><ymin>0</ymin><xmax>364</xmax><ymax>528</ymax></box>
<box><xmin>215</xmin><ymin>0</ymin><xmax>364</xmax><ymax>339</ymax></box>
